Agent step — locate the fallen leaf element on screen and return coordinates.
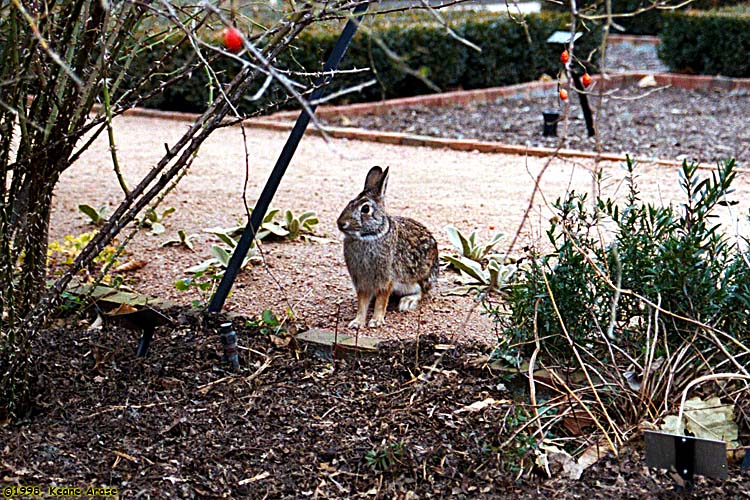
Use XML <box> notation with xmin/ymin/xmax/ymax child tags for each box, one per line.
<box><xmin>107</xmin><ymin>303</ymin><xmax>138</xmax><ymax>316</ymax></box>
<box><xmin>238</xmin><ymin>471</ymin><xmax>270</xmax><ymax>485</ymax></box>
<box><xmin>114</xmin><ymin>260</ymin><xmax>148</xmax><ymax>272</ymax></box>
<box><xmin>88</xmin><ymin>314</ymin><xmax>103</xmax><ymax>331</ymax></box>
<box><xmin>683</xmin><ymin>396</ymin><xmax>739</xmax><ymax>448</ymax></box>
<box><xmin>637</xmin><ymin>74</ymin><xmax>657</xmax><ymax>88</ymax></box>
<box><xmin>562</xmin><ymin>407</ymin><xmax>596</xmax><ymax>436</ymax></box>
<box><xmin>270</xmin><ymin>334</ymin><xmax>292</xmax><ymax>348</ymax></box>
<box><xmin>456</xmin><ymin>398</ymin><xmax>501</xmax><ymax>413</ymax></box>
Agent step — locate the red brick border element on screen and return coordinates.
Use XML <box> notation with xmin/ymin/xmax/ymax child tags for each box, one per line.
<box><xmin>608</xmin><ymin>34</ymin><xmax>660</xmax><ymax>46</ymax></box>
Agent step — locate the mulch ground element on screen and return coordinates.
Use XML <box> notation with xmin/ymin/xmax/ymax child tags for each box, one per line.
<box><xmin>2</xmin><ymin>311</ymin><xmax>748</xmax><ymax>498</ymax></box>
<box><xmin>331</xmin><ymin>83</ymin><xmax>750</xmax><ymax>167</ymax></box>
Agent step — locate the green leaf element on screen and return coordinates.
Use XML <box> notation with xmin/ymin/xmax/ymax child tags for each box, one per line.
<box><xmin>442</xmin><ymin>255</ymin><xmax>487</xmax><ymax>284</ymax></box>
<box><xmin>285</xmin><ymin>210</ymin><xmax>294</xmax><ymax>227</ymax></box>
<box><xmin>262</xmin><ymin>309</ymin><xmax>279</xmax><ymax>327</ymax></box>
<box><xmin>262</xmin><ymin>221</ymin><xmax>289</xmax><ymax>237</ymax></box>
<box><xmin>203</xmin><ymin>225</ymin><xmax>244</xmax><ymax>238</ymax></box>
<box><xmin>161</xmin><ymin>207</ymin><xmax>176</xmax><ymax>218</ymax></box>
<box><xmin>288</xmin><ymin>219</ymin><xmax>300</xmax><ymax>239</ymax></box>
<box><xmin>481</xmin><ymin>232</ymin><xmax>506</xmax><ymax>258</ymax></box>
<box><xmin>78</xmin><ymin>204</ymin><xmax>103</xmax><ymax>224</ymax></box>
<box><xmin>444</xmin><ymin>225</ymin><xmax>464</xmax><ymax>253</ymax></box>
<box><xmin>186</xmin><ymin>259</ymin><xmax>217</xmax><ymax>274</ymax></box>
<box><xmin>151</xmin><ymin>222</ymin><xmax>166</xmax><ymax>235</ymax></box>
<box><xmin>264</xmin><ymin>209</ymin><xmax>280</xmax><ymax>224</ymax></box>
<box><xmin>211</xmin><ymin>245</ymin><xmax>232</xmax><ymax>267</ymax></box>
<box><xmin>174</xmin><ymin>278</ymin><xmax>191</xmax><ymax>291</ymax></box>
<box><xmin>215</xmin><ymin>232</ymin><xmax>237</xmax><ymax>248</ymax></box>
<box><xmin>298</xmin><ymin>211</ymin><xmax>317</xmax><ymax>223</ymax></box>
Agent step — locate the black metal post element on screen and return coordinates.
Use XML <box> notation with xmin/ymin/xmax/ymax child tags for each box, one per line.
<box><xmin>572</xmin><ymin>72</ymin><xmax>595</xmax><ymax>137</ymax></box>
<box><xmin>674</xmin><ymin>435</ymin><xmax>696</xmax><ymax>489</ymax></box>
<box><xmin>208</xmin><ymin>2</ymin><xmax>369</xmax><ymax>314</ymax></box>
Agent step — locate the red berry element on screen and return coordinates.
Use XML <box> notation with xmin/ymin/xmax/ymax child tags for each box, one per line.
<box><xmin>560</xmin><ymin>50</ymin><xmax>570</xmax><ymax>64</ymax></box>
<box><xmin>559</xmin><ymin>88</ymin><xmax>568</xmax><ymax>100</ymax></box>
<box><xmin>223</xmin><ymin>27</ymin><xmax>243</xmax><ymax>52</ymax></box>
<box><xmin>581</xmin><ymin>73</ymin><xmax>592</xmax><ymax>87</ymax></box>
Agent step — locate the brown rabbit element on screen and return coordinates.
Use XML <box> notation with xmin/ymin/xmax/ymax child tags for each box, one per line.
<box><xmin>337</xmin><ymin>166</ymin><xmax>438</xmax><ymax>328</ymax></box>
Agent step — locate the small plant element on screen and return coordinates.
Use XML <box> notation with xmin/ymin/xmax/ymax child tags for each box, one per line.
<box><xmin>140</xmin><ymin>206</ymin><xmax>175</xmax><ymax>235</ymax></box>
<box><xmin>283</xmin><ymin>209</ymin><xmax>319</xmax><ymax>240</ymax></box>
<box><xmin>442</xmin><ymin>254</ymin><xmax>517</xmax><ymax>295</ymax></box>
<box><xmin>174</xmin><ymin>268</ymin><xmax>222</xmax><ymax>309</ymax></box>
<box><xmin>186</xmin><ymin>232</ymin><xmax>258</xmax><ymax>275</ymax></box>
<box><xmin>205</xmin><ymin>208</ymin><xmax>320</xmax><ymax>243</ymax></box>
<box><xmin>78</xmin><ymin>204</ymin><xmax>109</xmax><ymax>226</ymax></box>
<box><xmin>364</xmin><ymin>441</ymin><xmax>405</xmax><ymax>473</ymax></box>
<box><xmin>245</xmin><ymin>309</ymin><xmax>288</xmax><ymax>336</ymax></box>
<box><xmin>442</xmin><ymin>226</ymin><xmax>512</xmax><ymax>294</ymax></box>
<box><xmin>48</xmin><ymin>231</ymin><xmax>120</xmax><ymax>268</ymax></box>
<box><xmin>444</xmin><ymin>225</ymin><xmax>505</xmax><ymax>263</ymax></box>
<box><xmin>162</xmin><ymin>230</ymin><xmax>199</xmax><ymax>251</ymax></box>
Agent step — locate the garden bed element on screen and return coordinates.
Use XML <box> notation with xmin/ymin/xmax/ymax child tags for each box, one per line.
<box><xmin>1</xmin><ymin>314</ymin><xmax>747</xmax><ymax>498</ymax></box>
<box><xmin>322</xmin><ymin>80</ymin><xmax>750</xmax><ymax>167</ymax></box>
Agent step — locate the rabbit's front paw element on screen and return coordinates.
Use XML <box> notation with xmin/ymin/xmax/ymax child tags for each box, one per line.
<box><xmin>367</xmin><ymin>318</ymin><xmax>385</xmax><ymax>328</ymax></box>
<box><xmin>348</xmin><ymin>319</ymin><xmax>363</xmax><ymax>329</ymax></box>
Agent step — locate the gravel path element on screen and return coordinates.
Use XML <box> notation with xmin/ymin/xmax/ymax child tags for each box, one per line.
<box><xmin>51</xmin><ymin>113</ymin><xmax>750</xmax><ymax>344</ymax></box>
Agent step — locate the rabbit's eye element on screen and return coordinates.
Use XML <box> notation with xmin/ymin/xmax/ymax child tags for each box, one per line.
<box><xmin>360</xmin><ymin>204</ymin><xmax>370</xmax><ymax>214</ymax></box>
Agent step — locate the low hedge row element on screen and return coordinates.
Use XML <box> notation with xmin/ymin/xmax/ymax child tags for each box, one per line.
<box><xmin>542</xmin><ymin>0</ymin><xmax>749</xmax><ymax>35</ymax></box>
<box><xmin>659</xmin><ymin>6</ymin><xmax>750</xmax><ymax>77</ymax></box>
<box><xmin>125</xmin><ymin>11</ymin><xmax>601</xmax><ymax>115</ymax></box>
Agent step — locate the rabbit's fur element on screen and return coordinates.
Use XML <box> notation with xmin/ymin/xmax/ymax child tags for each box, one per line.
<box><xmin>337</xmin><ymin>166</ymin><xmax>438</xmax><ymax>328</ymax></box>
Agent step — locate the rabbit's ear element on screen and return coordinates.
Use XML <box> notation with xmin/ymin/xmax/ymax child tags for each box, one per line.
<box><xmin>364</xmin><ymin>166</ymin><xmax>389</xmax><ymax>199</ymax></box>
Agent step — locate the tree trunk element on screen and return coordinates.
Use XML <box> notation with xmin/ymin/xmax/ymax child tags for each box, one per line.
<box><xmin>15</xmin><ymin>171</ymin><xmax>58</xmax><ymax>317</ymax></box>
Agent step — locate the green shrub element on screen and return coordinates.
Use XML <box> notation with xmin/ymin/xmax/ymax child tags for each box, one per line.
<box><xmin>122</xmin><ymin>10</ymin><xmax>601</xmax><ymax>115</ymax></box>
<box><xmin>542</xmin><ymin>0</ymin><xmax>750</xmax><ymax>35</ymax></box>
<box><xmin>495</xmin><ymin>157</ymin><xmax>749</xmax><ymax>358</ymax></box>
<box><xmin>659</xmin><ymin>6</ymin><xmax>750</xmax><ymax>77</ymax></box>
<box><xmin>461</xmin><ymin>12</ymin><xmax>600</xmax><ymax>89</ymax></box>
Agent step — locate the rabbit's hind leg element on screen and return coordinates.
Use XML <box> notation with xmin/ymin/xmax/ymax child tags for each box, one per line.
<box><xmin>397</xmin><ymin>283</ymin><xmax>422</xmax><ymax>311</ymax></box>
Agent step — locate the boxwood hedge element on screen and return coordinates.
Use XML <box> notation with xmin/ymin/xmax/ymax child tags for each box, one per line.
<box><xmin>123</xmin><ymin>10</ymin><xmax>601</xmax><ymax>115</ymax></box>
<box><xmin>542</xmin><ymin>0</ymin><xmax>749</xmax><ymax>36</ymax></box>
<box><xmin>658</xmin><ymin>6</ymin><xmax>750</xmax><ymax>77</ymax></box>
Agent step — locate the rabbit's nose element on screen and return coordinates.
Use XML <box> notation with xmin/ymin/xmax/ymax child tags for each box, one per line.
<box><xmin>338</xmin><ymin>220</ymin><xmax>349</xmax><ymax>231</ymax></box>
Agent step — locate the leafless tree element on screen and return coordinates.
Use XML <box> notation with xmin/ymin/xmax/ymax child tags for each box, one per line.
<box><xmin>0</xmin><ymin>0</ymin><xmax>383</xmax><ymax>420</ymax></box>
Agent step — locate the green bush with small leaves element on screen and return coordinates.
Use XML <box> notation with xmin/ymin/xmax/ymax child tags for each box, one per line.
<box><xmin>496</xmin><ymin>156</ymin><xmax>750</xmax><ymax>358</ymax></box>
<box><xmin>659</xmin><ymin>6</ymin><xmax>750</xmax><ymax>77</ymax></box>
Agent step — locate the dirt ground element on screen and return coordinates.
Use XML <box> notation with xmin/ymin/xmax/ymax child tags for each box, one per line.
<box><xmin>3</xmin><ymin>318</ymin><xmax>748</xmax><ymax>498</ymax></box>
<box><xmin>49</xmin><ymin>115</ymin><xmax>750</xmax><ymax>346</ymax></box>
